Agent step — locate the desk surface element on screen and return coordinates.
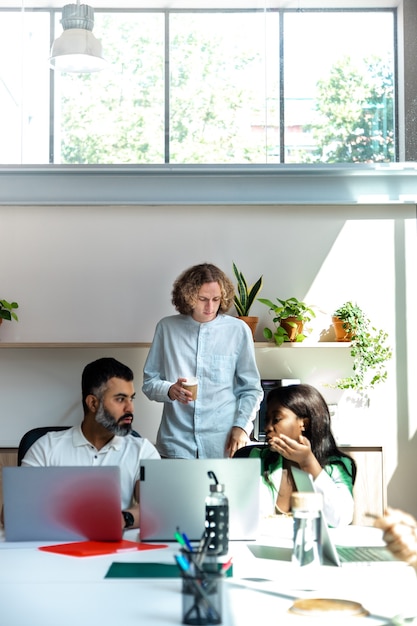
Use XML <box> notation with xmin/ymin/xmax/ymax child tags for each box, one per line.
<box><xmin>0</xmin><ymin>522</ymin><xmax>416</xmax><ymax>626</ymax></box>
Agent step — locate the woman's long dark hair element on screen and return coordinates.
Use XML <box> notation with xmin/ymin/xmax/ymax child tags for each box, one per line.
<box><xmin>263</xmin><ymin>383</ymin><xmax>356</xmax><ymax>484</ymax></box>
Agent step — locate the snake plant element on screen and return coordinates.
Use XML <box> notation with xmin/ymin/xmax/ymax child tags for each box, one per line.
<box><xmin>232</xmin><ymin>262</ymin><xmax>263</xmax><ymax>317</ymax></box>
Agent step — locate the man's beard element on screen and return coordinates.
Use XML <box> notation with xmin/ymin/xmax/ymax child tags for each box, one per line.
<box><xmin>95</xmin><ymin>403</ymin><xmax>132</xmax><ymax>436</ymax></box>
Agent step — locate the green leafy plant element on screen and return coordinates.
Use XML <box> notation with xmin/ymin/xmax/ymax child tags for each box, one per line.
<box><xmin>331</xmin><ymin>301</ymin><xmax>392</xmax><ymax>394</ymax></box>
<box><xmin>0</xmin><ymin>299</ymin><xmax>19</xmax><ymax>322</ymax></box>
<box><xmin>232</xmin><ymin>262</ymin><xmax>263</xmax><ymax>317</ymax></box>
<box><xmin>258</xmin><ymin>296</ymin><xmax>316</xmax><ymax>346</ymax></box>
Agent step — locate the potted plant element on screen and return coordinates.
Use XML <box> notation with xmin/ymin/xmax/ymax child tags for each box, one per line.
<box><xmin>331</xmin><ymin>301</ymin><xmax>392</xmax><ymax>394</ymax></box>
<box><xmin>0</xmin><ymin>299</ymin><xmax>19</xmax><ymax>324</ymax></box>
<box><xmin>258</xmin><ymin>296</ymin><xmax>316</xmax><ymax>346</ymax></box>
<box><xmin>232</xmin><ymin>262</ymin><xmax>263</xmax><ymax>339</ymax></box>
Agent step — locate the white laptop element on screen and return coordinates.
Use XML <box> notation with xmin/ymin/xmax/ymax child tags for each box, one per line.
<box><xmin>291</xmin><ymin>466</ymin><xmax>396</xmax><ymax>565</ymax></box>
<box><xmin>248</xmin><ymin>466</ymin><xmax>396</xmax><ymax>566</ymax></box>
<box><xmin>2</xmin><ymin>466</ymin><xmax>123</xmax><ymax>542</ymax></box>
<box><xmin>139</xmin><ymin>458</ymin><xmax>261</xmax><ymax>542</ymax></box>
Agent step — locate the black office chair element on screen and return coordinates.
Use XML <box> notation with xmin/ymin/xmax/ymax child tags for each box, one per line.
<box><xmin>233</xmin><ymin>443</ymin><xmax>265</xmax><ymax>458</ymax></box>
<box><xmin>17</xmin><ymin>426</ymin><xmax>141</xmax><ymax>466</ymax></box>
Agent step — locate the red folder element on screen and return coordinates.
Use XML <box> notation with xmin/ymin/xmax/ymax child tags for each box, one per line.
<box><xmin>39</xmin><ymin>539</ymin><xmax>168</xmax><ymax>557</ymax></box>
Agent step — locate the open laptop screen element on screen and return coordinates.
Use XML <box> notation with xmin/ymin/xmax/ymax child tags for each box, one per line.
<box><xmin>139</xmin><ymin>458</ymin><xmax>261</xmax><ymax>542</ymax></box>
<box><xmin>2</xmin><ymin>466</ymin><xmax>123</xmax><ymax>542</ymax></box>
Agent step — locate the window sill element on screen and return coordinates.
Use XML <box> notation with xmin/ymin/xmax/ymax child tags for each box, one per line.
<box><xmin>0</xmin><ymin>163</ymin><xmax>416</xmax><ymax>205</ymax></box>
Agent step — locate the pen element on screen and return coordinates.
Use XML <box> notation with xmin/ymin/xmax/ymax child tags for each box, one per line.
<box><xmin>196</xmin><ymin>531</ymin><xmax>211</xmax><ymax>566</ymax></box>
<box><xmin>175</xmin><ymin>552</ymin><xmax>193</xmax><ymax>573</ymax></box>
<box><xmin>221</xmin><ymin>557</ymin><xmax>233</xmax><ymax>574</ymax></box>
<box><xmin>174</xmin><ymin>530</ymin><xmax>187</xmax><ymax>550</ymax></box>
<box><xmin>182</xmin><ymin>532</ymin><xmax>194</xmax><ymax>552</ymax></box>
<box><xmin>196</xmin><ymin>530</ymin><xmax>207</xmax><ymax>554</ymax></box>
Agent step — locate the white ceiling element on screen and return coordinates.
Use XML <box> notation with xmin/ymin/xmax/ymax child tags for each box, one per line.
<box><xmin>0</xmin><ymin>1</ymin><xmax>401</xmax><ymax>10</ymax></box>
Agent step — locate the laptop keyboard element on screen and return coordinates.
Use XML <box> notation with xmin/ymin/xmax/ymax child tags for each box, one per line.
<box><xmin>337</xmin><ymin>545</ymin><xmax>394</xmax><ymax>563</ymax></box>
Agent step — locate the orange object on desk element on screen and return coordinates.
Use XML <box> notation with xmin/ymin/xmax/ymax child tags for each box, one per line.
<box><xmin>39</xmin><ymin>539</ymin><xmax>168</xmax><ymax>557</ymax></box>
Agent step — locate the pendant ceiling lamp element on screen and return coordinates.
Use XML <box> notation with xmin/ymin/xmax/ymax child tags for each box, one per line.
<box><xmin>50</xmin><ymin>2</ymin><xmax>106</xmax><ymax>73</ymax></box>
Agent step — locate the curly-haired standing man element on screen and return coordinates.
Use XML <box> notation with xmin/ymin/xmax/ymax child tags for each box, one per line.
<box><xmin>142</xmin><ymin>263</ymin><xmax>263</xmax><ymax>459</ymax></box>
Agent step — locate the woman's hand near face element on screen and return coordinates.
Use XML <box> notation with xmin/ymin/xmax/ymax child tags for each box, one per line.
<box><xmin>268</xmin><ymin>432</ymin><xmax>311</xmax><ymax>462</ymax></box>
<box><xmin>268</xmin><ymin>433</ymin><xmax>322</xmax><ymax>478</ymax></box>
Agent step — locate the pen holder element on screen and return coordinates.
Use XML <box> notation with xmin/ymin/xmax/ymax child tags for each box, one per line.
<box><xmin>182</xmin><ymin>573</ymin><xmax>222</xmax><ymax>625</ymax></box>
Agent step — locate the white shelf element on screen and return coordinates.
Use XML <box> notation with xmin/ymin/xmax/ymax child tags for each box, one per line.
<box><xmin>0</xmin><ymin>342</ymin><xmax>151</xmax><ymax>348</ymax></box>
<box><xmin>0</xmin><ymin>341</ymin><xmax>351</xmax><ymax>349</ymax></box>
<box><xmin>254</xmin><ymin>342</ymin><xmax>351</xmax><ymax>348</ymax></box>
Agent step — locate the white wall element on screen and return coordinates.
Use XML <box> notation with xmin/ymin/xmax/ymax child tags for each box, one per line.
<box><xmin>0</xmin><ymin>202</ymin><xmax>416</xmax><ymax>516</ymax></box>
<box><xmin>0</xmin><ymin>203</ymin><xmax>411</xmax><ymax>342</ymax></box>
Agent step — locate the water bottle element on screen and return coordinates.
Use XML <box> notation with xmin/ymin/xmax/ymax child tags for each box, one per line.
<box><xmin>205</xmin><ymin>471</ymin><xmax>229</xmax><ymax>556</ymax></box>
<box><xmin>291</xmin><ymin>491</ymin><xmax>323</xmax><ymax>567</ymax></box>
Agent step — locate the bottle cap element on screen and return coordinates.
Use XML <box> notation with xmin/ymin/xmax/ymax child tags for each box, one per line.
<box><xmin>291</xmin><ymin>491</ymin><xmax>323</xmax><ymax>512</ymax></box>
<box><xmin>210</xmin><ymin>483</ymin><xmax>225</xmax><ymax>493</ymax></box>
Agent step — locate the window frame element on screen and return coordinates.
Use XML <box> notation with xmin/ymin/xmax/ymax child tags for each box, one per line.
<box><xmin>0</xmin><ymin>0</ymin><xmax>415</xmax><ymax>206</ymax></box>
<box><xmin>1</xmin><ymin>3</ymin><xmax>399</xmax><ymax>166</ymax></box>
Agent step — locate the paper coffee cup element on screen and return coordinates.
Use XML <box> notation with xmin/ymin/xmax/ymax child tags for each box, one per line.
<box><xmin>182</xmin><ymin>377</ymin><xmax>198</xmax><ymax>400</ymax></box>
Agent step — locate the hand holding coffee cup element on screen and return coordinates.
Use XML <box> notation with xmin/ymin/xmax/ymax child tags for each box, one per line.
<box><xmin>181</xmin><ymin>377</ymin><xmax>198</xmax><ymax>401</ymax></box>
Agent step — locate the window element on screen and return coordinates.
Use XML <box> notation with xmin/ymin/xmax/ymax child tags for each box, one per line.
<box><xmin>282</xmin><ymin>10</ymin><xmax>396</xmax><ymax>164</ymax></box>
<box><xmin>0</xmin><ymin>5</ymin><xmax>396</xmax><ymax>165</ymax></box>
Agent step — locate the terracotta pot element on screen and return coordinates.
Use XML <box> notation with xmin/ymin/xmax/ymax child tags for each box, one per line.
<box><xmin>238</xmin><ymin>316</ymin><xmax>259</xmax><ymax>340</ymax></box>
<box><xmin>280</xmin><ymin>317</ymin><xmax>304</xmax><ymax>342</ymax></box>
<box><xmin>332</xmin><ymin>316</ymin><xmax>353</xmax><ymax>342</ymax></box>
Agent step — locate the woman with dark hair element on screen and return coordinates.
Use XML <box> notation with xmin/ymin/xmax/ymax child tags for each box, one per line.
<box><xmin>248</xmin><ymin>384</ymin><xmax>356</xmax><ymax>527</ymax></box>
<box><xmin>142</xmin><ymin>263</ymin><xmax>263</xmax><ymax>459</ymax></box>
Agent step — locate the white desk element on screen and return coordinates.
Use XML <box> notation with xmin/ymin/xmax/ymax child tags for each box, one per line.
<box><xmin>0</xmin><ymin>524</ymin><xmax>416</xmax><ymax>626</ymax></box>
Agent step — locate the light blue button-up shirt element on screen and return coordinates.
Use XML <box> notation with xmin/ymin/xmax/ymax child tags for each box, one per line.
<box><xmin>142</xmin><ymin>313</ymin><xmax>263</xmax><ymax>458</ymax></box>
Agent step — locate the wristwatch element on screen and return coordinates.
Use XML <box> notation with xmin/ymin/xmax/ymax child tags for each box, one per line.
<box><xmin>122</xmin><ymin>510</ymin><xmax>134</xmax><ymax>529</ymax></box>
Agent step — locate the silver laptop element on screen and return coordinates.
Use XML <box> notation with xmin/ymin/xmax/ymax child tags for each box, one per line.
<box><xmin>139</xmin><ymin>458</ymin><xmax>261</xmax><ymax>542</ymax></box>
<box><xmin>249</xmin><ymin>466</ymin><xmax>396</xmax><ymax>566</ymax></box>
<box><xmin>2</xmin><ymin>466</ymin><xmax>123</xmax><ymax>542</ymax></box>
<box><xmin>290</xmin><ymin>466</ymin><xmax>396</xmax><ymax>566</ymax></box>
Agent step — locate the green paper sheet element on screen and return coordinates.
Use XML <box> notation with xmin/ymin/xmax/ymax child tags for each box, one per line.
<box><xmin>105</xmin><ymin>562</ymin><xmax>180</xmax><ymax>578</ymax></box>
<box><xmin>105</xmin><ymin>562</ymin><xmax>233</xmax><ymax>579</ymax></box>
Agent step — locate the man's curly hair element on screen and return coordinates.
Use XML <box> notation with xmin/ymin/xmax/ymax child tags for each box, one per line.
<box><xmin>172</xmin><ymin>263</ymin><xmax>235</xmax><ymax>315</ymax></box>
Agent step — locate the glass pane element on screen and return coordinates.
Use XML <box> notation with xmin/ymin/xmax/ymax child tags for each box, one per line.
<box><xmin>54</xmin><ymin>12</ymin><xmax>165</xmax><ymax>164</ymax></box>
<box><xmin>1</xmin><ymin>6</ymin><xmax>397</xmax><ymax>165</ymax></box>
<box><xmin>283</xmin><ymin>11</ymin><xmax>395</xmax><ymax>164</ymax></box>
<box><xmin>0</xmin><ymin>11</ymin><xmax>50</xmax><ymax>164</ymax></box>
<box><xmin>169</xmin><ymin>11</ymin><xmax>280</xmax><ymax>164</ymax></box>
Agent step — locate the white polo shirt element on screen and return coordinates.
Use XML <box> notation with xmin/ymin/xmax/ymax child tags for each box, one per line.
<box><xmin>21</xmin><ymin>425</ymin><xmax>160</xmax><ymax>510</ymax></box>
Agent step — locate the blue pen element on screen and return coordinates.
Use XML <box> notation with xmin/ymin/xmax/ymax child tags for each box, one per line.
<box><xmin>175</xmin><ymin>552</ymin><xmax>203</xmax><ymax>581</ymax></box>
<box><xmin>175</xmin><ymin>553</ymin><xmax>192</xmax><ymax>572</ymax></box>
<box><xmin>182</xmin><ymin>532</ymin><xmax>194</xmax><ymax>552</ymax></box>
